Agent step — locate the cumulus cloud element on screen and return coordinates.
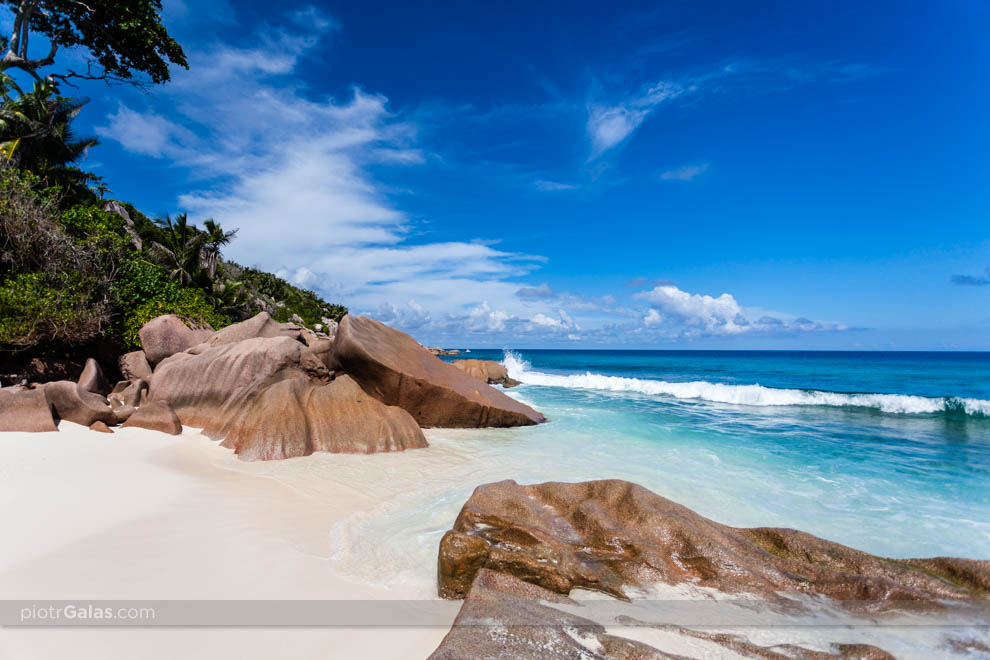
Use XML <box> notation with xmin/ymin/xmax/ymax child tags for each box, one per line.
<box><xmin>635</xmin><ymin>284</ymin><xmax>846</xmax><ymax>337</ymax></box>
<box><xmin>660</xmin><ymin>163</ymin><xmax>709</xmax><ymax>181</ymax></box>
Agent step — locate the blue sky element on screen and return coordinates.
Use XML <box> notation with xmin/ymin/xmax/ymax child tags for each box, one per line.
<box><xmin>16</xmin><ymin>1</ymin><xmax>990</xmax><ymax>348</ymax></box>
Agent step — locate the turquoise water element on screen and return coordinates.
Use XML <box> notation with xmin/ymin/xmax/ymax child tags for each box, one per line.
<box><xmin>441</xmin><ymin>350</ymin><xmax>990</xmax><ymax>559</ymax></box>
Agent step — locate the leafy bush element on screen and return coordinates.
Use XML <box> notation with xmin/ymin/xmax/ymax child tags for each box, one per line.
<box><xmin>0</xmin><ymin>271</ymin><xmax>109</xmax><ymax>347</ymax></box>
<box><xmin>113</xmin><ymin>258</ymin><xmax>229</xmax><ymax>348</ymax></box>
<box><xmin>0</xmin><ymin>167</ymin><xmax>113</xmax><ymax>347</ymax></box>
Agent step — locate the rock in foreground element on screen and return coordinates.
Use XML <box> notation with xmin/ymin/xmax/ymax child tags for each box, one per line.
<box><xmin>438</xmin><ymin>479</ymin><xmax>989</xmax><ymax>604</ymax></box>
<box><xmin>453</xmin><ymin>359</ymin><xmax>520</xmax><ymax>388</ymax></box>
<box><xmin>429</xmin><ymin>569</ymin><xmax>897</xmax><ymax>660</ymax></box>
<box><xmin>332</xmin><ymin>315</ymin><xmax>544</xmax><ymax>427</ymax></box>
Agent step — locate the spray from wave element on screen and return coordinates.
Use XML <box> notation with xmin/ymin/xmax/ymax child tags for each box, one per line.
<box><xmin>501</xmin><ymin>351</ymin><xmax>990</xmax><ymax>417</ymax></box>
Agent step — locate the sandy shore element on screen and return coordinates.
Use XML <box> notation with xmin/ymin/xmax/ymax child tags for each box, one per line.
<box><xmin>0</xmin><ymin>423</ymin><xmax>453</xmax><ymax>660</ymax></box>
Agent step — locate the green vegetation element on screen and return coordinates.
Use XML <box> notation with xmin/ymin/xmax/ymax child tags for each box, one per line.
<box><xmin>0</xmin><ymin>2</ymin><xmax>346</xmax><ymax>363</ymax></box>
<box><xmin>1</xmin><ymin>0</ymin><xmax>187</xmax><ymax>87</ymax></box>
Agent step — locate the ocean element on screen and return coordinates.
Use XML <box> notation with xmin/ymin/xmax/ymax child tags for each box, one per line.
<box><xmin>328</xmin><ymin>349</ymin><xmax>990</xmax><ymax>596</ymax></box>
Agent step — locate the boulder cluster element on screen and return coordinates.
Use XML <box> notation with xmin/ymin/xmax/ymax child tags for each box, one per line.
<box><xmin>0</xmin><ymin>312</ymin><xmax>545</xmax><ymax>459</ymax></box>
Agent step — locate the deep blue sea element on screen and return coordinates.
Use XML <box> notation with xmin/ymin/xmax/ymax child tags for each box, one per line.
<box><xmin>438</xmin><ymin>350</ymin><xmax>990</xmax><ymax>559</ymax></box>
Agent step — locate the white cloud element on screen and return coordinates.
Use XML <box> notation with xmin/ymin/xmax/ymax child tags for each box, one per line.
<box><xmin>98</xmin><ymin>15</ymin><xmax>587</xmax><ymax>343</ymax></box>
<box><xmin>635</xmin><ymin>284</ymin><xmax>846</xmax><ymax>337</ymax></box>
<box><xmin>660</xmin><ymin>163</ymin><xmax>709</xmax><ymax>181</ymax></box>
<box><xmin>96</xmin><ymin>105</ymin><xmax>197</xmax><ymax>158</ymax></box>
<box><xmin>587</xmin><ymin>81</ymin><xmax>684</xmax><ymax>158</ymax></box>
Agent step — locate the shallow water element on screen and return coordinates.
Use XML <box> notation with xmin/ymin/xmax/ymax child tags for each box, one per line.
<box><xmin>315</xmin><ymin>349</ymin><xmax>990</xmax><ymax>597</ymax></box>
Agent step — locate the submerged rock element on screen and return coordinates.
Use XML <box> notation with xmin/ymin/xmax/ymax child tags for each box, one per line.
<box><xmin>0</xmin><ymin>387</ymin><xmax>58</xmax><ymax>432</ymax></box>
<box><xmin>216</xmin><ymin>375</ymin><xmax>427</xmax><ymax>461</ymax></box>
<box><xmin>453</xmin><ymin>359</ymin><xmax>520</xmax><ymax>388</ymax></box>
<box><xmin>139</xmin><ymin>314</ymin><xmax>213</xmax><ymax>366</ymax></box>
<box><xmin>438</xmin><ymin>479</ymin><xmax>989</xmax><ymax>604</ymax></box>
<box><xmin>332</xmin><ymin>315</ymin><xmax>545</xmax><ymax>427</ymax></box>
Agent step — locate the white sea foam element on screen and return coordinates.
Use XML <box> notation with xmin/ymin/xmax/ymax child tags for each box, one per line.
<box><xmin>502</xmin><ymin>351</ymin><xmax>990</xmax><ymax>417</ymax></box>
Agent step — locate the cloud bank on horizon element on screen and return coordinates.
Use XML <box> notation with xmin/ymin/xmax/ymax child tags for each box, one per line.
<box><xmin>89</xmin><ymin>2</ymin><xmax>990</xmax><ymax>348</ymax></box>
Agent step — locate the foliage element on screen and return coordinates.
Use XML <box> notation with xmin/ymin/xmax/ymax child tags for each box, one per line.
<box><xmin>0</xmin><ymin>270</ymin><xmax>108</xmax><ymax>347</ymax></box>
<box><xmin>144</xmin><ymin>212</ymin><xmax>205</xmax><ymax>286</ymax></box>
<box><xmin>112</xmin><ymin>257</ymin><xmax>228</xmax><ymax>348</ymax></box>
<box><xmin>1</xmin><ymin>0</ymin><xmax>187</xmax><ymax>87</ymax></box>
<box><xmin>0</xmin><ymin>76</ymin><xmax>98</xmax><ymax>200</ymax></box>
<box><xmin>0</xmin><ymin>166</ymin><xmax>115</xmax><ymax>347</ymax></box>
<box><xmin>239</xmin><ymin>267</ymin><xmax>348</xmax><ymax>326</ymax></box>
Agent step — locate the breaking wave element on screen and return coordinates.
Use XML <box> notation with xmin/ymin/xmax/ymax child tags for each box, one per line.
<box><xmin>502</xmin><ymin>351</ymin><xmax>990</xmax><ymax>417</ymax></box>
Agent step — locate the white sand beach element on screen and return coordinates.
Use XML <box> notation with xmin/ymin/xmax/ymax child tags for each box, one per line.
<box><xmin>0</xmin><ymin>423</ymin><xmax>455</xmax><ymax>660</ymax></box>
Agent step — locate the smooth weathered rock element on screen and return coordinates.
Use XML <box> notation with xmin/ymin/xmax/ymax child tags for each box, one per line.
<box><xmin>438</xmin><ymin>479</ymin><xmax>989</xmax><ymax>605</ymax></box>
<box><xmin>453</xmin><ymin>359</ymin><xmax>520</xmax><ymax>388</ymax></box>
<box><xmin>206</xmin><ymin>311</ymin><xmax>300</xmax><ymax>346</ymax></box>
<box><xmin>89</xmin><ymin>420</ymin><xmax>113</xmax><ymax>433</ymax></box>
<box><xmin>149</xmin><ymin>336</ymin><xmax>330</xmax><ymax>429</ymax></box>
<box><xmin>332</xmin><ymin>315</ymin><xmax>545</xmax><ymax>428</ymax></box>
<box><xmin>77</xmin><ymin>358</ymin><xmax>112</xmax><ymax>396</ymax></box>
<box><xmin>138</xmin><ymin>315</ymin><xmax>213</xmax><ymax>366</ymax></box>
<box><xmin>0</xmin><ymin>388</ymin><xmax>58</xmax><ymax>432</ymax></box>
<box><xmin>121</xmin><ymin>401</ymin><xmax>182</xmax><ymax>435</ymax></box>
<box><xmin>118</xmin><ymin>351</ymin><xmax>152</xmax><ymax>380</ymax></box>
<box><xmin>430</xmin><ymin>569</ymin><xmax>666</xmax><ymax>660</ymax></box>
<box><xmin>216</xmin><ymin>375</ymin><xmax>428</xmax><ymax>460</ymax></box>
<box><xmin>109</xmin><ymin>379</ymin><xmax>148</xmax><ymax>409</ymax></box>
<box><xmin>111</xmin><ymin>405</ymin><xmax>136</xmax><ymax>424</ymax></box>
<box><xmin>42</xmin><ymin>381</ymin><xmax>116</xmax><ymax>427</ymax></box>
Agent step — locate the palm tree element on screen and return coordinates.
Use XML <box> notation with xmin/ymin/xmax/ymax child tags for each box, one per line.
<box><xmin>201</xmin><ymin>219</ymin><xmax>238</xmax><ymax>281</ymax></box>
<box><xmin>148</xmin><ymin>213</ymin><xmax>205</xmax><ymax>286</ymax></box>
<box><xmin>0</xmin><ymin>77</ymin><xmax>98</xmax><ymax>184</ymax></box>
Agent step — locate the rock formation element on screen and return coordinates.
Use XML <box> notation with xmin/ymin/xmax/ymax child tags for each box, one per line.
<box><xmin>138</xmin><ymin>314</ymin><xmax>213</xmax><ymax>365</ymax></box>
<box><xmin>453</xmin><ymin>359</ymin><xmax>520</xmax><ymax>388</ymax></box>
<box><xmin>42</xmin><ymin>381</ymin><xmax>116</xmax><ymax>427</ymax></box>
<box><xmin>0</xmin><ymin>388</ymin><xmax>58</xmax><ymax>432</ymax></box>
<box><xmin>120</xmin><ymin>401</ymin><xmax>182</xmax><ymax>435</ymax></box>
<box><xmin>118</xmin><ymin>351</ymin><xmax>152</xmax><ymax>381</ymax></box>
<box><xmin>149</xmin><ymin>336</ymin><xmax>331</xmax><ymax>428</ymax></box>
<box><xmin>206</xmin><ymin>311</ymin><xmax>301</xmax><ymax>346</ymax></box>
<box><xmin>332</xmin><ymin>315</ymin><xmax>545</xmax><ymax>427</ymax></box>
<box><xmin>438</xmin><ymin>479</ymin><xmax>989</xmax><ymax>604</ymax></box>
<box><xmin>429</xmin><ymin>568</ymin><xmax>898</xmax><ymax>659</ymax></box>
<box><xmin>216</xmin><ymin>375</ymin><xmax>427</xmax><ymax>460</ymax></box>
<box><xmin>77</xmin><ymin>358</ymin><xmax>111</xmax><ymax>396</ymax></box>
